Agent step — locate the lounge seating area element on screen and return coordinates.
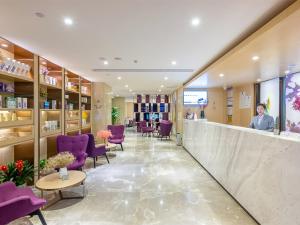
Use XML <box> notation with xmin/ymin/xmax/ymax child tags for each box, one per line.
<box><xmin>0</xmin><ymin>125</ymin><xmax>126</xmax><ymax>224</ymax></box>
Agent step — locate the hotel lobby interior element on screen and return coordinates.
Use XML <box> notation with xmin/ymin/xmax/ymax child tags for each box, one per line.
<box><xmin>1</xmin><ymin>0</ymin><xmax>300</xmax><ymax>225</ymax></box>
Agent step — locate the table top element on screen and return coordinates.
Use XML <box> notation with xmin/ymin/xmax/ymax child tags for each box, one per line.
<box><xmin>35</xmin><ymin>170</ymin><xmax>86</xmax><ymax>191</ymax></box>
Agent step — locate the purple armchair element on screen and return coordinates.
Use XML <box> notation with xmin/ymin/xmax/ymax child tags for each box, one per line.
<box><xmin>86</xmin><ymin>133</ymin><xmax>109</xmax><ymax>168</ymax></box>
<box><xmin>140</xmin><ymin>121</ymin><xmax>155</xmax><ymax>136</ymax></box>
<box><xmin>56</xmin><ymin>134</ymin><xmax>89</xmax><ymax>170</ymax></box>
<box><xmin>159</xmin><ymin>120</ymin><xmax>173</xmax><ymax>140</ymax></box>
<box><xmin>107</xmin><ymin>125</ymin><xmax>125</xmax><ymax>151</ymax></box>
<box><xmin>0</xmin><ymin>181</ymin><xmax>47</xmax><ymax>225</ymax></box>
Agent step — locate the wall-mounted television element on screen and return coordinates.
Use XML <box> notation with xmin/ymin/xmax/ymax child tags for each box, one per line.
<box><xmin>184</xmin><ymin>91</ymin><xmax>208</xmax><ymax>105</ymax></box>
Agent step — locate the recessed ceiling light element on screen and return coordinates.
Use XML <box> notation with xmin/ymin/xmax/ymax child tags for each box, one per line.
<box><xmin>41</xmin><ymin>61</ymin><xmax>47</xmax><ymax>65</ymax></box>
<box><xmin>160</xmin><ymin>85</ymin><xmax>164</xmax><ymax>88</ymax></box>
<box><xmin>219</xmin><ymin>73</ymin><xmax>224</xmax><ymax>77</ymax></box>
<box><xmin>103</xmin><ymin>61</ymin><xmax>108</xmax><ymax>65</ymax></box>
<box><xmin>252</xmin><ymin>56</ymin><xmax>259</xmax><ymax>61</ymax></box>
<box><xmin>159</xmin><ymin>89</ymin><xmax>162</xmax><ymax>92</ymax></box>
<box><xmin>117</xmin><ymin>76</ymin><xmax>122</xmax><ymax>80</ymax></box>
<box><xmin>164</xmin><ymin>76</ymin><xmax>168</xmax><ymax>80</ymax></box>
<box><xmin>64</xmin><ymin>17</ymin><xmax>73</xmax><ymax>26</ymax></box>
<box><xmin>256</xmin><ymin>78</ymin><xmax>261</xmax><ymax>82</ymax></box>
<box><xmin>132</xmin><ymin>92</ymin><xmax>136</xmax><ymax>95</ymax></box>
<box><xmin>129</xmin><ymin>89</ymin><xmax>132</xmax><ymax>92</ymax></box>
<box><xmin>1</xmin><ymin>43</ymin><xmax>8</xmax><ymax>48</ymax></box>
<box><xmin>125</xmin><ymin>84</ymin><xmax>128</xmax><ymax>88</ymax></box>
<box><xmin>285</xmin><ymin>70</ymin><xmax>290</xmax><ymax>75</ymax></box>
<box><xmin>171</xmin><ymin>61</ymin><xmax>177</xmax><ymax>65</ymax></box>
<box><xmin>191</xmin><ymin>17</ymin><xmax>200</xmax><ymax>26</ymax></box>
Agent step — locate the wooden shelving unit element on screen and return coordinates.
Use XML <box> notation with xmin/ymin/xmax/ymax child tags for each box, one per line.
<box><xmin>0</xmin><ymin>37</ymin><xmax>35</xmax><ymax>165</ymax></box>
<box><xmin>0</xmin><ymin>37</ymin><xmax>93</xmax><ymax>179</ymax></box>
<box><xmin>80</xmin><ymin>78</ymin><xmax>92</xmax><ymax>134</ymax></box>
<box><xmin>133</xmin><ymin>94</ymin><xmax>171</xmax><ymax>124</ymax></box>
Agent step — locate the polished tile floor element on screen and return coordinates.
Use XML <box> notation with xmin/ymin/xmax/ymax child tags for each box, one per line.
<box><xmin>12</xmin><ymin>128</ymin><xmax>258</xmax><ymax>225</ymax></box>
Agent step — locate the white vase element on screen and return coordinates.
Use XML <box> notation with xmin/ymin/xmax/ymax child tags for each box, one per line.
<box><xmin>59</xmin><ymin>167</ymin><xmax>68</xmax><ymax>180</ymax></box>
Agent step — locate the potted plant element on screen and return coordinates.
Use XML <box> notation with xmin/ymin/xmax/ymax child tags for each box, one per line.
<box><xmin>44</xmin><ymin>152</ymin><xmax>75</xmax><ymax>180</ymax></box>
<box><xmin>0</xmin><ymin>160</ymin><xmax>34</xmax><ymax>186</ymax></box>
<box><xmin>112</xmin><ymin>107</ymin><xmax>120</xmax><ymax>125</ymax></box>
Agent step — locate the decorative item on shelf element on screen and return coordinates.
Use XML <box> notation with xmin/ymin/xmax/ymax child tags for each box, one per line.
<box><xmin>97</xmin><ymin>130</ymin><xmax>112</xmax><ymax>146</ymax></box>
<box><xmin>0</xmin><ymin>57</ymin><xmax>31</xmax><ymax>77</ymax></box>
<box><xmin>0</xmin><ymin>160</ymin><xmax>34</xmax><ymax>186</ymax></box>
<box><xmin>0</xmin><ymin>95</ymin><xmax>2</xmax><ymax>108</ymax></box>
<box><xmin>6</xmin><ymin>97</ymin><xmax>16</xmax><ymax>108</ymax></box>
<box><xmin>44</xmin><ymin>152</ymin><xmax>75</xmax><ymax>180</ymax></box>
<box><xmin>81</xmin><ymin>86</ymin><xmax>88</xmax><ymax>95</ymax></box>
<box><xmin>82</xmin><ymin>111</ymin><xmax>88</xmax><ymax>126</ymax></box>
<box><xmin>43</xmin><ymin>101</ymin><xmax>50</xmax><ymax>109</ymax></box>
<box><xmin>51</xmin><ymin>100</ymin><xmax>57</xmax><ymax>109</ymax></box>
<box><xmin>43</xmin><ymin>120</ymin><xmax>58</xmax><ymax>132</ymax></box>
<box><xmin>69</xmin><ymin>103</ymin><xmax>74</xmax><ymax>110</ymax></box>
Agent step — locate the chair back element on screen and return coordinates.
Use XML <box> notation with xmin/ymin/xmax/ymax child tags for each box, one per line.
<box><xmin>107</xmin><ymin>125</ymin><xmax>125</xmax><ymax>138</ymax></box>
<box><xmin>86</xmin><ymin>133</ymin><xmax>96</xmax><ymax>157</ymax></box>
<box><xmin>160</xmin><ymin>121</ymin><xmax>173</xmax><ymax>136</ymax></box>
<box><xmin>57</xmin><ymin>134</ymin><xmax>89</xmax><ymax>159</ymax></box>
<box><xmin>140</xmin><ymin>120</ymin><xmax>147</xmax><ymax>128</ymax></box>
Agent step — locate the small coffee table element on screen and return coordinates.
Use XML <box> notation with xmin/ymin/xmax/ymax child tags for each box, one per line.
<box><xmin>36</xmin><ymin>170</ymin><xmax>86</xmax><ymax>208</ymax></box>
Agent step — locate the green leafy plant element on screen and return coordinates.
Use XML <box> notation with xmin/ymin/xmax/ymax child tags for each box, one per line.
<box><xmin>0</xmin><ymin>160</ymin><xmax>34</xmax><ymax>186</ymax></box>
<box><xmin>112</xmin><ymin>107</ymin><xmax>120</xmax><ymax>125</ymax></box>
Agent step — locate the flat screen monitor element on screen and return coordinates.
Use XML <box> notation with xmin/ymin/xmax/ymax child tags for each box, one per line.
<box><xmin>184</xmin><ymin>91</ymin><xmax>208</xmax><ymax>105</ymax></box>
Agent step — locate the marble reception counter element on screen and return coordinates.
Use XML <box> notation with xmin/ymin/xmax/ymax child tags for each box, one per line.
<box><xmin>183</xmin><ymin>119</ymin><xmax>300</xmax><ymax>225</ymax></box>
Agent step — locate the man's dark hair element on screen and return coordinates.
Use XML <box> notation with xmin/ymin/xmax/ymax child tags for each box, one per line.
<box><xmin>257</xmin><ymin>103</ymin><xmax>266</xmax><ymax>109</ymax></box>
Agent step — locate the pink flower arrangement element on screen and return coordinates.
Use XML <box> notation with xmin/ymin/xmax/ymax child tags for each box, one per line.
<box><xmin>97</xmin><ymin>130</ymin><xmax>112</xmax><ymax>144</ymax></box>
<box><xmin>292</xmin><ymin>95</ymin><xmax>300</xmax><ymax>111</ymax></box>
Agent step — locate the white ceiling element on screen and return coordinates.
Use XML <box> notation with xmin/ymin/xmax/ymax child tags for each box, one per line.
<box><xmin>0</xmin><ymin>0</ymin><xmax>292</xmax><ymax>97</ymax></box>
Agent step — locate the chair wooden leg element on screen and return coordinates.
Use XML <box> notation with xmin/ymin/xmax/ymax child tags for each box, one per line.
<box><xmin>93</xmin><ymin>157</ymin><xmax>96</xmax><ymax>168</ymax></box>
<box><xmin>120</xmin><ymin>143</ymin><xmax>124</xmax><ymax>151</ymax></box>
<box><xmin>33</xmin><ymin>209</ymin><xmax>47</xmax><ymax>225</ymax></box>
<box><xmin>105</xmin><ymin>153</ymin><xmax>110</xmax><ymax>163</ymax></box>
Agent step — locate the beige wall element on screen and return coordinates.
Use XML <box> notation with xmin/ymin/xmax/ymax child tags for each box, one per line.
<box><xmin>112</xmin><ymin>97</ymin><xmax>126</xmax><ymax>125</ymax></box>
<box><xmin>231</xmin><ymin>84</ymin><xmax>255</xmax><ymax>127</ymax></box>
<box><xmin>183</xmin><ymin>88</ymin><xmax>226</xmax><ymax>124</ymax></box>
<box><xmin>182</xmin><ymin>84</ymin><xmax>255</xmax><ymax>128</ymax></box>
<box><xmin>126</xmin><ymin>102</ymin><xmax>134</xmax><ymax>118</ymax></box>
<box><xmin>92</xmin><ymin>82</ymin><xmax>112</xmax><ymax>139</ymax></box>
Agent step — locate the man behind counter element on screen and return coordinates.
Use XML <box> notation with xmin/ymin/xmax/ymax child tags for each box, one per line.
<box><xmin>249</xmin><ymin>103</ymin><xmax>274</xmax><ymax>132</ymax></box>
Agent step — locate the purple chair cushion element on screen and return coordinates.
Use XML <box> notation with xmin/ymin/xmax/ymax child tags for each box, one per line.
<box><xmin>159</xmin><ymin>121</ymin><xmax>173</xmax><ymax>137</ymax></box>
<box><xmin>56</xmin><ymin>134</ymin><xmax>89</xmax><ymax>170</ymax></box>
<box><xmin>0</xmin><ymin>182</ymin><xmax>46</xmax><ymax>225</ymax></box>
<box><xmin>86</xmin><ymin>133</ymin><xmax>107</xmax><ymax>157</ymax></box>
<box><xmin>107</xmin><ymin>125</ymin><xmax>125</xmax><ymax>143</ymax></box>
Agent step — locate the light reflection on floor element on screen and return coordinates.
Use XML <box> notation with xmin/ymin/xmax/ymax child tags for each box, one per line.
<box><xmin>10</xmin><ymin>128</ymin><xmax>258</xmax><ymax>225</ymax></box>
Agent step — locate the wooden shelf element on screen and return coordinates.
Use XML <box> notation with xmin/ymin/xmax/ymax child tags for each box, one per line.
<box><xmin>40</xmin><ymin>81</ymin><xmax>62</xmax><ymax>90</ymax></box>
<box><xmin>0</xmin><ymin>108</ymin><xmax>33</xmax><ymax>111</ymax></box>
<box><xmin>41</xmin><ymin>129</ymin><xmax>62</xmax><ymax>138</ymax></box>
<box><xmin>0</xmin><ymin>120</ymin><xmax>33</xmax><ymax>129</ymax></box>
<box><xmin>0</xmin><ymin>71</ymin><xmax>33</xmax><ymax>82</ymax></box>
<box><xmin>65</xmin><ymin>89</ymin><xmax>79</xmax><ymax>94</ymax></box>
<box><xmin>66</xmin><ymin>118</ymin><xmax>80</xmax><ymax>122</ymax></box>
<box><xmin>81</xmin><ymin>92</ymin><xmax>91</xmax><ymax>97</ymax></box>
<box><xmin>40</xmin><ymin>109</ymin><xmax>62</xmax><ymax>111</ymax></box>
<box><xmin>81</xmin><ymin>124</ymin><xmax>91</xmax><ymax>129</ymax></box>
<box><xmin>66</xmin><ymin>127</ymin><xmax>80</xmax><ymax>132</ymax></box>
<box><xmin>0</xmin><ymin>135</ymin><xmax>34</xmax><ymax>148</ymax></box>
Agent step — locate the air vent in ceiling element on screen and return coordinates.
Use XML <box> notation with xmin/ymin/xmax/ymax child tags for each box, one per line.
<box><xmin>92</xmin><ymin>69</ymin><xmax>194</xmax><ymax>72</ymax></box>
